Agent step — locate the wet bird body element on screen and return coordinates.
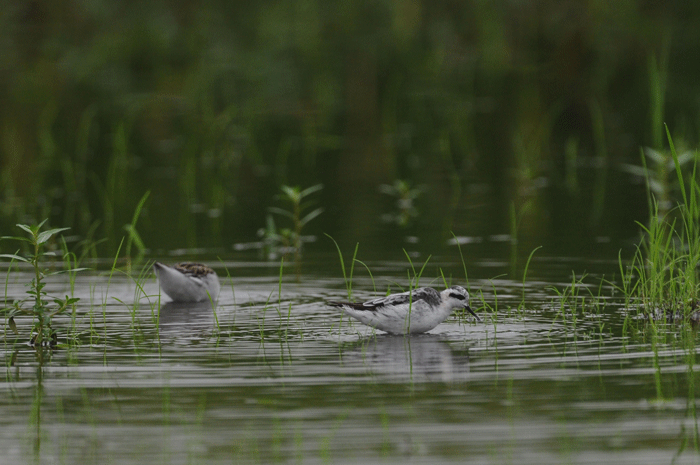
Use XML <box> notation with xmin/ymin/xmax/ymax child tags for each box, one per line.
<box><xmin>153</xmin><ymin>262</ymin><xmax>220</xmax><ymax>303</ymax></box>
<box><xmin>329</xmin><ymin>285</ymin><xmax>478</xmax><ymax>334</ymax></box>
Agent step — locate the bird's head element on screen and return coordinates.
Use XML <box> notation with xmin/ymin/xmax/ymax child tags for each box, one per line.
<box><xmin>443</xmin><ymin>285</ymin><xmax>480</xmax><ymax>321</ymax></box>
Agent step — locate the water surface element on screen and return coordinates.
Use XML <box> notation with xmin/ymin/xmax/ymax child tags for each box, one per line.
<box><xmin>1</xmin><ymin>254</ymin><xmax>698</xmax><ymax>464</ymax></box>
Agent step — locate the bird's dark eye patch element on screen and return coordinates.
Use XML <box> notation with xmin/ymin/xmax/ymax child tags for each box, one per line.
<box><xmin>449</xmin><ymin>293</ymin><xmax>466</xmax><ymax>300</ymax></box>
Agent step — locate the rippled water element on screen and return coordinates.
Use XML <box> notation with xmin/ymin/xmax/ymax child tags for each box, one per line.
<box><xmin>1</xmin><ymin>254</ymin><xmax>699</xmax><ymax>464</ymax></box>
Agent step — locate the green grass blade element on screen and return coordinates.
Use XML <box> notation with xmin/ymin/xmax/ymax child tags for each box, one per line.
<box><xmin>665</xmin><ymin>124</ymin><xmax>688</xmax><ymax>207</ymax></box>
<box><xmin>325</xmin><ymin>233</ymin><xmax>352</xmax><ymax>299</ymax></box>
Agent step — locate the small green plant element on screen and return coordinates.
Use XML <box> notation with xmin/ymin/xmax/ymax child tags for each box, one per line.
<box><xmin>378</xmin><ymin>179</ymin><xmax>422</xmax><ymax>226</ymax></box>
<box><xmin>260</xmin><ymin>184</ymin><xmax>324</xmax><ymax>262</ymax></box>
<box><xmin>1</xmin><ymin>220</ymin><xmax>82</xmax><ymax>347</ymax></box>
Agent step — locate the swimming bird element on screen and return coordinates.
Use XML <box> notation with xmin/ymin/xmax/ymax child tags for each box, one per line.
<box><xmin>153</xmin><ymin>262</ymin><xmax>221</xmax><ymax>303</ymax></box>
<box><xmin>329</xmin><ymin>285</ymin><xmax>479</xmax><ymax>335</ymax></box>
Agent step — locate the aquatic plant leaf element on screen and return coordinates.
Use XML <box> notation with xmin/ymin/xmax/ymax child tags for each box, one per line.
<box><xmin>379</xmin><ymin>183</ymin><xmax>397</xmax><ymax>195</ymax></box>
<box><xmin>620</xmin><ymin>164</ymin><xmax>648</xmax><ymax>177</ymax></box>
<box><xmin>0</xmin><ymin>254</ymin><xmax>29</xmax><ymax>263</ymax></box>
<box><xmin>0</xmin><ymin>235</ymin><xmax>32</xmax><ymax>243</ymax></box>
<box><xmin>123</xmin><ymin>224</ymin><xmax>146</xmax><ymax>251</ymax></box>
<box><xmin>268</xmin><ymin>207</ymin><xmax>295</xmax><ymax>219</ymax></box>
<box><xmin>16</xmin><ymin>224</ymin><xmax>34</xmax><ymax>236</ymax></box>
<box><xmin>53</xmin><ymin>297</ymin><xmax>79</xmax><ymax>308</ymax></box>
<box><xmin>47</xmin><ymin>268</ymin><xmax>89</xmax><ymax>276</ymax></box>
<box><xmin>643</xmin><ymin>147</ymin><xmax>665</xmax><ymax>164</ymax></box>
<box><xmin>676</xmin><ymin>151</ymin><xmax>694</xmax><ymax>166</ymax></box>
<box><xmin>280</xmin><ymin>185</ymin><xmax>301</xmax><ymax>203</ymax></box>
<box><xmin>666</xmin><ymin>124</ymin><xmax>688</xmax><ymax>207</ymax></box>
<box><xmin>300</xmin><ymin>207</ymin><xmax>324</xmax><ymax>227</ymax></box>
<box><xmin>8</xmin><ymin>317</ymin><xmax>18</xmax><ymax>335</ymax></box>
<box><xmin>299</xmin><ymin>183</ymin><xmax>323</xmax><ymax>198</ymax></box>
<box><xmin>37</xmin><ymin>227</ymin><xmax>70</xmax><ymax>245</ymax></box>
<box><xmin>7</xmin><ymin>305</ymin><xmax>26</xmax><ymax>318</ymax></box>
<box><xmin>648</xmin><ymin>179</ymin><xmax>664</xmax><ymax>195</ymax></box>
<box><xmin>129</xmin><ymin>191</ymin><xmax>150</xmax><ymax>226</ymax></box>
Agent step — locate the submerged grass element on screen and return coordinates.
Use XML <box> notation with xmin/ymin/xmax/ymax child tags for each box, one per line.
<box><xmin>256</xmin><ymin>257</ymin><xmax>307</xmax><ymax>360</ymax></box>
<box><xmin>547</xmin><ymin>272</ymin><xmax>607</xmax><ymax>348</ymax></box>
<box><xmin>113</xmin><ymin>260</ymin><xmax>160</xmax><ymax>347</ymax></box>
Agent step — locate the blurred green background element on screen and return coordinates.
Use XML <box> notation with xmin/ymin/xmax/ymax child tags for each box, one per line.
<box><xmin>1</xmin><ymin>0</ymin><xmax>697</xmax><ymax>261</ymax></box>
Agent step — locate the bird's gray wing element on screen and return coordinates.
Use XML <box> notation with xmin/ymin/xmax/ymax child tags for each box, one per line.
<box><xmin>361</xmin><ymin>287</ymin><xmax>441</xmax><ymax>311</ymax></box>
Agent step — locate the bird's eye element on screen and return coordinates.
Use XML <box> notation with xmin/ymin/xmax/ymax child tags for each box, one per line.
<box><xmin>449</xmin><ymin>293</ymin><xmax>466</xmax><ymax>300</ymax></box>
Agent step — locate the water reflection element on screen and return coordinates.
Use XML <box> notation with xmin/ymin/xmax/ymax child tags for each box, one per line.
<box><xmin>340</xmin><ymin>334</ymin><xmax>470</xmax><ymax>383</ymax></box>
<box><xmin>158</xmin><ymin>301</ymin><xmax>216</xmax><ymax>339</ymax></box>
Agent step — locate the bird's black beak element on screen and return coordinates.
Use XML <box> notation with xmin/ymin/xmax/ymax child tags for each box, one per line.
<box><xmin>465</xmin><ymin>305</ymin><xmax>481</xmax><ymax>322</ymax></box>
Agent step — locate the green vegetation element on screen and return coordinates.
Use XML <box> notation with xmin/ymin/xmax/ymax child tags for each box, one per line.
<box><xmin>379</xmin><ymin>180</ymin><xmax>422</xmax><ymax>227</ymax></box>
<box><xmin>261</xmin><ymin>184</ymin><xmax>324</xmax><ymax>263</ymax></box>
<box><xmin>122</xmin><ymin>191</ymin><xmax>151</xmax><ymax>274</ymax></box>
<box><xmin>548</xmin><ymin>273</ymin><xmax>606</xmax><ymax>340</ymax></box>
<box><xmin>327</xmin><ymin>234</ymin><xmax>361</xmax><ymax>301</ymax></box>
<box><xmin>1</xmin><ymin>2</ymin><xmax>697</xmax><ymax>258</ymax></box>
<box><xmin>4</xmin><ymin>4</ymin><xmax>700</xmax><ymax>463</ymax></box>
<box><xmin>0</xmin><ymin>221</ymin><xmax>82</xmax><ymax>349</ymax></box>
<box><xmin>618</xmin><ymin>128</ymin><xmax>700</xmax><ymax>322</ymax></box>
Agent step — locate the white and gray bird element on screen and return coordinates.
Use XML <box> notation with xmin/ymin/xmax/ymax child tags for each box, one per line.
<box><xmin>153</xmin><ymin>262</ymin><xmax>221</xmax><ymax>303</ymax></box>
<box><xmin>329</xmin><ymin>285</ymin><xmax>479</xmax><ymax>335</ymax></box>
